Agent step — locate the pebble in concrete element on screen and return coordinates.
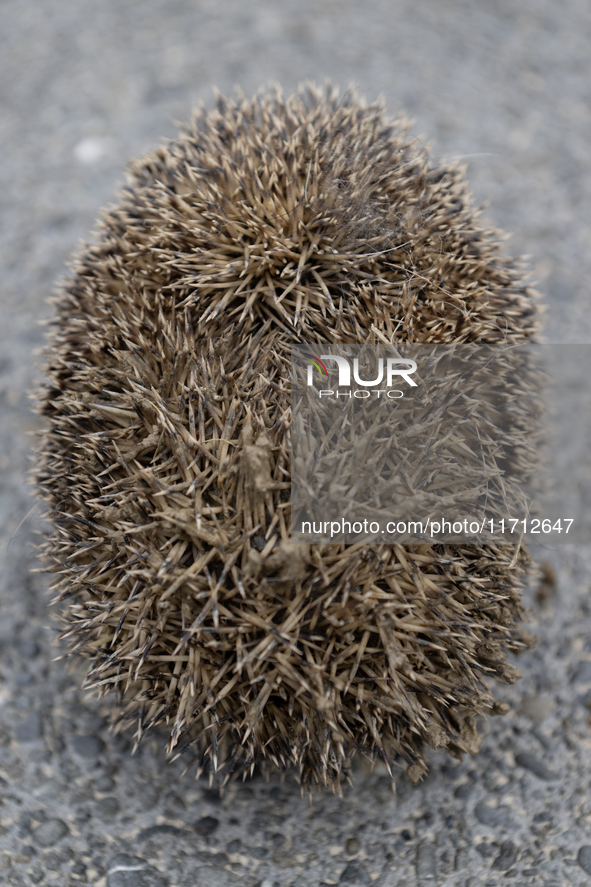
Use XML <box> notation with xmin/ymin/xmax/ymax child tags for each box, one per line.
<box><xmin>578</xmin><ymin>846</ymin><xmax>591</xmax><ymax>875</ymax></box>
<box><xmin>106</xmin><ymin>854</ymin><xmax>166</xmax><ymax>887</ymax></box>
<box><xmin>15</xmin><ymin>712</ymin><xmax>42</xmax><ymax>742</ymax></box>
<box><xmin>415</xmin><ymin>840</ymin><xmax>438</xmax><ymax>880</ymax></box>
<box><xmin>137</xmin><ymin>824</ymin><xmax>187</xmax><ymax>841</ymax></box>
<box><xmin>16</xmin><ymin>639</ymin><xmax>40</xmax><ymax>659</ymax></box>
<box><xmin>514</xmin><ymin>752</ymin><xmax>558</xmax><ymax>781</ymax></box>
<box><xmin>572</xmin><ymin>661</ymin><xmax>591</xmax><ymax>683</ymax></box>
<box><xmin>192</xmin><ymin>868</ymin><xmax>241</xmax><ymax>887</ymax></box>
<box><xmin>454</xmin><ymin>848</ymin><xmax>468</xmax><ymax>871</ymax></box>
<box><xmin>96</xmin><ymin>797</ymin><xmax>121</xmax><ymax>819</ymax></box>
<box><xmin>194</xmin><ymin>816</ymin><xmax>220</xmax><ymax>836</ymax></box>
<box><xmin>109</xmin><ymin>855</ymin><xmax>146</xmax><ymax>869</ymax></box>
<box><xmin>29</xmin><ymin>862</ymin><xmax>44</xmax><ymax>883</ymax></box>
<box><xmin>491</xmin><ymin>840</ymin><xmax>518</xmax><ymax>870</ymax></box>
<box><xmin>474</xmin><ymin>803</ymin><xmax>515</xmax><ymax>829</ymax></box>
<box><xmin>95</xmin><ymin>775</ymin><xmax>116</xmax><ymax>792</ymax></box>
<box><xmin>195</xmin><ymin>850</ymin><xmax>229</xmax><ymax>865</ymax></box>
<box><xmin>32</xmin><ymin>818</ymin><xmax>69</xmax><ymax>848</ymax></box>
<box><xmin>71</xmin><ymin>734</ymin><xmax>105</xmax><ymax>758</ymax></box>
<box><xmin>518</xmin><ymin>695</ymin><xmax>554</xmax><ymax>723</ymax></box>
<box><xmin>339</xmin><ymin>859</ymin><xmax>371</xmax><ymax>884</ymax></box>
<box><xmin>345</xmin><ymin>836</ymin><xmax>361</xmax><ymax>855</ymax></box>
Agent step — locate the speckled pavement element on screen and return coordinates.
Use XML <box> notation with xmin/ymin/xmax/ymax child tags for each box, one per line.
<box><xmin>2</xmin><ymin>1</ymin><xmax>591</xmax><ymax>885</ymax></box>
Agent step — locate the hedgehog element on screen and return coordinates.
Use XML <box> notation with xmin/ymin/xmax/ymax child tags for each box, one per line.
<box><xmin>36</xmin><ymin>84</ymin><xmax>540</xmax><ymax>791</ymax></box>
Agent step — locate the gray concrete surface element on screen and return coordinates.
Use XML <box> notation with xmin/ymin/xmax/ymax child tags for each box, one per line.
<box><xmin>2</xmin><ymin>1</ymin><xmax>591</xmax><ymax>885</ymax></box>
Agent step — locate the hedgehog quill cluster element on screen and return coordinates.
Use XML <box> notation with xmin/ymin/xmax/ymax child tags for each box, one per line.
<box><xmin>37</xmin><ymin>85</ymin><xmax>539</xmax><ymax>790</ymax></box>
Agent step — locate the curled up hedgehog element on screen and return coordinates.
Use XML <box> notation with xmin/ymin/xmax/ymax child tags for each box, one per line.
<box><xmin>37</xmin><ymin>84</ymin><xmax>539</xmax><ymax>791</ymax></box>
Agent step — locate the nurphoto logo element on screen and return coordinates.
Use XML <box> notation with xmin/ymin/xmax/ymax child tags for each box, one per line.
<box><xmin>303</xmin><ymin>353</ymin><xmax>417</xmax><ymax>399</ymax></box>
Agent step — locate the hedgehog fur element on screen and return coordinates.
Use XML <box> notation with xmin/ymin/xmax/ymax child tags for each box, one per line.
<box><xmin>37</xmin><ymin>84</ymin><xmax>539</xmax><ymax>790</ymax></box>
